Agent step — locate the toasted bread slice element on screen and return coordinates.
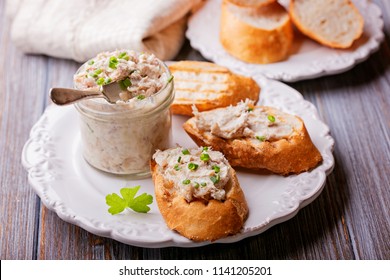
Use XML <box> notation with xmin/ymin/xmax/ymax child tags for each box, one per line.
<box><xmin>151</xmin><ymin>147</ymin><xmax>248</xmax><ymax>242</ymax></box>
<box><xmin>225</xmin><ymin>0</ymin><xmax>276</xmax><ymax>8</ymax></box>
<box><xmin>220</xmin><ymin>0</ymin><xmax>293</xmax><ymax>64</ymax></box>
<box><xmin>169</xmin><ymin>61</ymin><xmax>260</xmax><ymax>116</ymax></box>
<box><xmin>290</xmin><ymin>0</ymin><xmax>364</xmax><ymax>48</ymax></box>
<box><xmin>183</xmin><ymin>102</ymin><xmax>322</xmax><ymax>175</ymax></box>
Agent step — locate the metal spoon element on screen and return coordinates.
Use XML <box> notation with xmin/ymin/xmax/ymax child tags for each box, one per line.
<box><xmin>50</xmin><ymin>81</ymin><xmax>124</xmax><ymax>105</ymax></box>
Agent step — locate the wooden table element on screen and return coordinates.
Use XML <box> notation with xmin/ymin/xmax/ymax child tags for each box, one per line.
<box><xmin>1</xmin><ymin>0</ymin><xmax>389</xmax><ymax>260</ymax></box>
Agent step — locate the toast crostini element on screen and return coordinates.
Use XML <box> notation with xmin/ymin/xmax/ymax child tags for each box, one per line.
<box><xmin>151</xmin><ymin>147</ymin><xmax>248</xmax><ymax>242</ymax></box>
<box><xmin>168</xmin><ymin>61</ymin><xmax>260</xmax><ymax>116</ymax></box>
<box><xmin>183</xmin><ymin>100</ymin><xmax>322</xmax><ymax>175</ymax></box>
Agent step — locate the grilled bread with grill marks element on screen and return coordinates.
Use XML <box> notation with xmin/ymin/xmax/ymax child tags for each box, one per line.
<box><xmin>169</xmin><ymin>61</ymin><xmax>260</xmax><ymax>116</ymax></box>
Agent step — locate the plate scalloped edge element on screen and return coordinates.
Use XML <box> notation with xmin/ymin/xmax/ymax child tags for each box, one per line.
<box><xmin>186</xmin><ymin>0</ymin><xmax>384</xmax><ymax>82</ymax></box>
<box><xmin>21</xmin><ymin>76</ymin><xmax>335</xmax><ymax>248</ymax></box>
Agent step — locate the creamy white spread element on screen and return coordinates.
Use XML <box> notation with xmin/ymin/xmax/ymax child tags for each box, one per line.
<box><xmin>74</xmin><ymin>50</ymin><xmax>169</xmax><ymax>103</ymax></box>
<box><xmin>74</xmin><ymin>50</ymin><xmax>174</xmax><ymax>175</ymax></box>
<box><xmin>153</xmin><ymin>147</ymin><xmax>231</xmax><ymax>202</ymax></box>
<box><xmin>194</xmin><ymin>100</ymin><xmax>300</xmax><ymax>141</ymax></box>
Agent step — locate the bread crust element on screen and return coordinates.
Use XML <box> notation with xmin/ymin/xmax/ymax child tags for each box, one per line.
<box><xmin>225</xmin><ymin>0</ymin><xmax>276</xmax><ymax>8</ymax></box>
<box><xmin>289</xmin><ymin>0</ymin><xmax>364</xmax><ymax>49</ymax></box>
<box><xmin>183</xmin><ymin>106</ymin><xmax>323</xmax><ymax>175</ymax></box>
<box><xmin>169</xmin><ymin>61</ymin><xmax>260</xmax><ymax>116</ymax></box>
<box><xmin>151</xmin><ymin>159</ymin><xmax>248</xmax><ymax>242</ymax></box>
<box><xmin>220</xmin><ymin>0</ymin><xmax>293</xmax><ymax>64</ymax></box>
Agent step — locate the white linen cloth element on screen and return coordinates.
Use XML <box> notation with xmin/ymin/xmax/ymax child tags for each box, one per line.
<box><xmin>6</xmin><ymin>0</ymin><xmax>201</xmax><ymax>62</ymax></box>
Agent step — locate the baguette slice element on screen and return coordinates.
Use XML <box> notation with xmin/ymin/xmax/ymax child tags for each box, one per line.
<box><xmin>169</xmin><ymin>61</ymin><xmax>260</xmax><ymax>116</ymax></box>
<box><xmin>220</xmin><ymin>0</ymin><xmax>293</xmax><ymax>64</ymax></box>
<box><xmin>290</xmin><ymin>0</ymin><xmax>364</xmax><ymax>48</ymax></box>
<box><xmin>225</xmin><ymin>0</ymin><xmax>276</xmax><ymax>8</ymax></box>
<box><xmin>151</xmin><ymin>147</ymin><xmax>248</xmax><ymax>242</ymax></box>
<box><xmin>183</xmin><ymin>102</ymin><xmax>322</xmax><ymax>175</ymax></box>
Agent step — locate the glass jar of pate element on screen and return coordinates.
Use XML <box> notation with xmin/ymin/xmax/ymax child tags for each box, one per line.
<box><xmin>73</xmin><ymin>51</ymin><xmax>174</xmax><ymax>178</ymax></box>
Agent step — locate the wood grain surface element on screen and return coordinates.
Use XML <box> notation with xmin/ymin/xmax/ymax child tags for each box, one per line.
<box><xmin>0</xmin><ymin>0</ymin><xmax>389</xmax><ymax>260</ymax></box>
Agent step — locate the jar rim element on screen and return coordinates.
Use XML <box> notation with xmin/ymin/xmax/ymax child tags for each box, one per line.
<box><xmin>74</xmin><ymin>59</ymin><xmax>174</xmax><ymax>120</ymax></box>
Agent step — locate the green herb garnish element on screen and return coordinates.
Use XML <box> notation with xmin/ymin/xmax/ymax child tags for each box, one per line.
<box><xmin>182</xmin><ymin>149</ymin><xmax>190</xmax><ymax>155</ymax></box>
<box><xmin>137</xmin><ymin>95</ymin><xmax>145</xmax><ymax>100</ymax></box>
<box><xmin>201</xmin><ymin>182</ymin><xmax>207</xmax><ymax>187</ymax></box>
<box><xmin>174</xmin><ymin>164</ymin><xmax>181</xmax><ymax>171</ymax></box>
<box><xmin>167</xmin><ymin>75</ymin><xmax>174</xmax><ymax>83</ymax></box>
<box><xmin>210</xmin><ymin>175</ymin><xmax>220</xmax><ymax>184</ymax></box>
<box><xmin>247</xmin><ymin>108</ymin><xmax>253</xmax><ymax>112</ymax></box>
<box><xmin>256</xmin><ymin>136</ymin><xmax>266</xmax><ymax>142</ymax></box>
<box><xmin>182</xmin><ymin>179</ymin><xmax>191</xmax><ymax>185</ymax></box>
<box><xmin>177</xmin><ymin>156</ymin><xmax>181</xmax><ymax>163</ymax></box>
<box><xmin>202</xmin><ymin>147</ymin><xmax>208</xmax><ymax>151</ymax></box>
<box><xmin>118</xmin><ymin>52</ymin><xmax>127</xmax><ymax>59</ymax></box>
<box><xmin>122</xmin><ymin>77</ymin><xmax>132</xmax><ymax>88</ymax></box>
<box><xmin>268</xmin><ymin>115</ymin><xmax>276</xmax><ymax>122</ymax></box>
<box><xmin>188</xmin><ymin>162</ymin><xmax>199</xmax><ymax>171</ymax></box>
<box><xmin>109</xmin><ymin>56</ymin><xmax>118</xmax><ymax>69</ymax></box>
<box><xmin>88</xmin><ymin>60</ymin><xmax>94</xmax><ymax>65</ymax></box>
<box><xmin>105</xmin><ymin>186</ymin><xmax>153</xmax><ymax>214</ymax></box>
<box><xmin>193</xmin><ymin>182</ymin><xmax>200</xmax><ymax>189</ymax></box>
<box><xmin>200</xmin><ymin>153</ymin><xmax>210</xmax><ymax>161</ymax></box>
<box><xmin>212</xmin><ymin>165</ymin><xmax>220</xmax><ymax>173</ymax></box>
<box><xmin>105</xmin><ymin>77</ymin><xmax>112</xmax><ymax>84</ymax></box>
<box><xmin>96</xmin><ymin>77</ymin><xmax>105</xmax><ymax>85</ymax></box>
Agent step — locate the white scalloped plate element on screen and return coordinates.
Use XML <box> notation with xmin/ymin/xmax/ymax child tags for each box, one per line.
<box><xmin>22</xmin><ymin>76</ymin><xmax>334</xmax><ymax>248</ymax></box>
<box><xmin>186</xmin><ymin>0</ymin><xmax>384</xmax><ymax>82</ymax></box>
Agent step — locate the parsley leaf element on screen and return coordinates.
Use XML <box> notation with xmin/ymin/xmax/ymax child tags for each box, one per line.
<box><xmin>106</xmin><ymin>186</ymin><xmax>153</xmax><ymax>215</ymax></box>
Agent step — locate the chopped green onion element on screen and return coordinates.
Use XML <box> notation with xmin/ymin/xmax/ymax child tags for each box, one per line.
<box><xmin>96</xmin><ymin>77</ymin><xmax>105</xmax><ymax>85</ymax></box>
<box><xmin>201</xmin><ymin>182</ymin><xmax>207</xmax><ymax>187</ymax></box>
<box><xmin>109</xmin><ymin>56</ymin><xmax>118</xmax><ymax>63</ymax></box>
<box><xmin>174</xmin><ymin>164</ymin><xmax>180</xmax><ymax>171</ymax></box>
<box><xmin>200</xmin><ymin>153</ymin><xmax>210</xmax><ymax>161</ymax></box>
<box><xmin>212</xmin><ymin>165</ymin><xmax>220</xmax><ymax>173</ymax></box>
<box><xmin>202</xmin><ymin>147</ymin><xmax>208</xmax><ymax>151</ymax></box>
<box><xmin>210</xmin><ymin>174</ymin><xmax>220</xmax><ymax>184</ymax></box>
<box><xmin>118</xmin><ymin>52</ymin><xmax>127</xmax><ymax>59</ymax></box>
<box><xmin>268</xmin><ymin>115</ymin><xmax>276</xmax><ymax>122</ymax></box>
<box><xmin>247</xmin><ymin>108</ymin><xmax>253</xmax><ymax>112</ymax></box>
<box><xmin>105</xmin><ymin>77</ymin><xmax>112</xmax><ymax>84</ymax></box>
<box><xmin>256</xmin><ymin>136</ymin><xmax>266</xmax><ymax>142</ymax></box>
<box><xmin>182</xmin><ymin>149</ymin><xmax>190</xmax><ymax>155</ymax></box>
<box><xmin>122</xmin><ymin>77</ymin><xmax>132</xmax><ymax>88</ymax></box>
<box><xmin>108</xmin><ymin>56</ymin><xmax>118</xmax><ymax>69</ymax></box>
<box><xmin>88</xmin><ymin>60</ymin><xmax>94</xmax><ymax>65</ymax></box>
<box><xmin>188</xmin><ymin>163</ymin><xmax>199</xmax><ymax>171</ymax></box>
<box><xmin>94</xmin><ymin>69</ymin><xmax>103</xmax><ymax>75</ymax></box>
<box><xmin>118</xmin><ymin>80</ymin><xmax>126</xmax><ymax>90</ymax></box>
<box><xmin>167</xmin><ymin>75</ymin><xmax>174</xmax><ymax>83</ymax></box>
<box><xmin>193</xmin><ymin>182</ymin><xmax>200</xmax><ymax>189</ymax></box>
<box><xmin>177</xmin><ymin>156</ymin><xmax>181</xmax><ymax>163</ymax></box>
<box><xmin>109</xmin><ymin>61</ymin><xmax>117</xmax><ymax>69</ymax></box>
<box><xmin>122</xmin><ymin>55</ymin><xmax>130</xmax><ymax>61</ymax></box>
<box><xmin>137</xmin><ymin>95</ymin><xmax>145</xmax><ymax>100</ymax></box>
<box><xmin>182</xmin><ymin>179</ymin><xmax>191</xmax><ymax>185</ymax></box>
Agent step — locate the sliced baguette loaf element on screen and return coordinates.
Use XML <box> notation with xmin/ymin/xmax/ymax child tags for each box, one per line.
<box><xmin>290</xmin><ymin>0</ymin><xmax>364</xmax><ymax>48</ymax></box>
<box><xmin>151</xmin><ymin>147</ymin><xmax>248</xmax><ymax>242</ymax></box>
<box><xmin>220</xmin><ymin>0</ymin><xmax>293</xmax><ymax>64</ymax></box>
<box><xmin>169</xmin><ymin>61</ymin><xmax>260</xmax><ymax>116</ymax></box>
<box><xmin>183</xmin><ymin>101</ymin><xmax>322</xmax><ymax>175</ymax></box>
<box><xmin>225</xmin><ymin>0</ymin><xmax>276</xmax><ymax>8</ymax></box>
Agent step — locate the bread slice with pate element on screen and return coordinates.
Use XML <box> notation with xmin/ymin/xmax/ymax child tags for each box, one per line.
<box><xmin>169</xmin><ymin>61</ymin><xmax>260</xmax><ymax>116</ymax></box>
<box><xmin>220</xmin><ymin>0</ymin><xmax>293</xmax><ymax>64</ymax></box>
<box><xmin>183</xmin><ymin>100</ymin><xmax>322</xmax><ymax>175</ymax></box>
<box><xmin>289</xmin><ymin>0</ymin><xmax>364</xmax><ymax>48</ymax></box>
<box><xmin>151</xmin><ymin>147</ymin><xmax>248</xmax><ymax>242</ymax></box>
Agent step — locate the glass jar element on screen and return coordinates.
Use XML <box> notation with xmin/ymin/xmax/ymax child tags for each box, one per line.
<box><xmin>74</xmin><ymin>62</ymin><xmax>174</xmax><ymax>178</ymax></box>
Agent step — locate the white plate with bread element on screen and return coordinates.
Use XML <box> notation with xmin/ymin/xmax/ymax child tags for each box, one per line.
<box><xmin>22</xmin><ymin>64</ymin><xmax>335</xmax><ymax>247</ymax></box>
<box><xmin>187</xmin><ymin>0</ymin><xmax>384</xmax><ymax>82</ymax></box>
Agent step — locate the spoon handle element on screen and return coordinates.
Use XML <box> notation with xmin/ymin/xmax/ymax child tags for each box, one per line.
<box><xmin>50</xmin><ymin>88</ymin><xmax>103</xmax><ymax>105</ymax></box>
